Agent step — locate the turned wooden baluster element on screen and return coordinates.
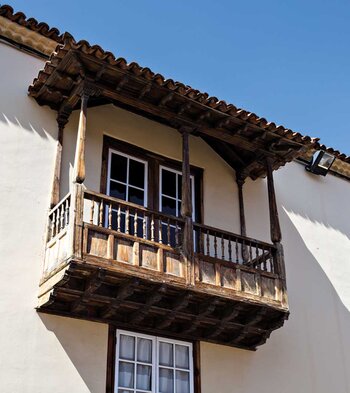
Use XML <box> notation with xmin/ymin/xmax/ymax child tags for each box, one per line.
<box><xmin>221</xmin><ymin>235</ymin><xmax>225</xmax><ymax>260</ymax></box>
<box><xmin>228</xmin><ymin>237</ymin><xmax>232</xmax><ymax>262</ymax></box>
<box><xmin>90</xmin><ymin>197</ymin><xmax>95</xmax><ymax>224</ymax></box>
<box><xmin>206</xmin><ymin>230</ymin><xmax>210</xmax><ymax>256</ymax></box>
<box><xmin>198</xmin><ymin>228</ymin><xmax>203</xmax><ymax>254</ymax></box>
<box><xmin>98</xmin><ymin>199</ymin><xmax>103</xmax><ymax>227</ymax></box>
<box><xmin>158</xmin><ymin>218</ymin><xmax>163</xmax><ymax>244</ymax></box>
<box><xmin>55</xmin><ymin>207</ymin><xmax>60</xmax><ymax>235</ymax></box>
<box><xmin>143</xmin><ymin>215</ymin><xmax>147</xmax><ymax>239</ymax></box>
<box><xmin>60</xmin><ymin>204</ymin><xmax>65</xmax><ymax>230</ymax></box>
<box><xmin>65</xmin><ymin>199</ymin><xmax>69</xmax><ymax>227</ymax></box>
<box><xmin>108</xmin><ymin>203</ymin><xmax>112</xmax><ymax>229</ymax></box>
<box><xmin>255</xmin><ymin>243</ymin><xmax>260</xmax><ymax>269</ymax></box>
<box><xmin>151</xmin><ymin>215</ymin><xmax>155</xmax><ymax>242</ymax></box>
<box><xmin>125</xmin><ymin>207</ymin><xmax>130</xmax><ymax>234</ymax></box>
<box><xmin>134</xmin><ymin>211</ymin><xmax>138</xmax><ymax>236</ymax></box>
<box><xmin>249</xmin><ymin>241</ymin><xmax>253</xmax><ymax>263</ymax></box>
<box><xmin>235</xmin><ymin>238</ymin><xmax>239</xmax><ymax>263</ymax></box>
<box><xmin>117</xmin><ymin>205</ymin><xmax>121</xmax><ymax>232</ymax></box>
<box><xmin>214</xmin><ymin>233</ymin><xmax>218</xmax><ymax>258</ymax></box>
<box><xmin>51</xmin><ymin>212</ymin><xmax>56</xmax><ymax>239</ymax></box>
<box><xmin>167</xmin><ymin>219</ymin><xmax>171</xmax><ymax>246</ymax></box>
<box><xmin>175</xmin><ymin>223</ymin><xmax>179</xmax><ymax>247</ymax></box>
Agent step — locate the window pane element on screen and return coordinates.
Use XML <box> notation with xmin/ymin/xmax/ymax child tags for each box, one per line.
<box><xmin>177</xmin><ymin>174</ymin><xmax>182</xmax><ymax>199</ymax></box>
<box><xmin>129</xmin><ymin>159</ymin><xmax>145</xmax><ymax>188</ymax></box>
<box><xmin>137</xmin><ymin>338</ymin><xmax>152</xmax><ymax>363</ymax></box>
<box><xmin>136</xmin><ymin>364</ymin><xmax>152</xmax><ymax>390</ymax></box>
<box><xmin>159</xmin><ymin>342</ymin><xmax>173</xmax><ymax>366</ymax></box>
<box><xmin>118</xmin><ymin>390</ymin><xmax>132</xmax><ymax>393</ymax></box>
<box><xmin>159</xmin><ymin>368</ymin><xmax>174</xmax><ymax>393</ymax></box>
<box><xmin>162</xmin><ymin>170</ymin><xmax>177</xmax><ymax>198</ymax></box>
<box><xmin>162</xmin><ymin>196</ymin><xmax>176</xmax><ymax>216</ymax></box>
<box><xmin>175</xmin><ymin>371</ymin><xmax>190</xmax><ymax>393</ymax></box>
<box><xmin>110</xmin><ymin>181</ymin><xmax>126</xmax><ymax>200</ymax></box>
<box><xmin>118</xmin><ymin>362</ymin><xmax>134</xmax><ymax>388</ymax></box>
<box><xmin>119</xmin><ymin>335</ymin><xmax>135</xmax><ymax>360</ymax></box>
<box><xmin>175</xmin><ymin>345</ymin><xmax>189</xmax><ymax>369</ymax></box>
<box><xmin>129</xmin><ymin>187</ymin><xmax>144</xmax><ymax>206</ymax></box>
<box><xmin>111</xmin><ymin>153</ymin><xmax>127</xmax><ymax>183</ymax></box>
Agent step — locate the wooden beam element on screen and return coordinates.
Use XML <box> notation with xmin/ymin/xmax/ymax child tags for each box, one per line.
<box><xmin>236</xmin><ymin>174</ymin><xmax>247</xmax><ymax>238</ymax></box>
<box><xmin>180</xmin><ymin>130</ymin><xmax>194</xmax><ymax>285</ymax></box>
<box><xmin>50</xmin><ymin>114</ymin><xmax>68</xmax><ymax>208</ymax></box>
<box><xmin>101</xmin><ymin>278</ymin><xmax>140</xmax><ymax>319</ymax></box>
<box><xmin>158</xmin><ymin>292</ymin><xmax>192</xmax><ymax>329</ymax></box>
<box><xmin>266</xmin><ymin>158</ymin><xmax>282</xmax><ymax>243</ymax></box>
<box><xmin>73</xmin><ymin>92</ymin><xmax>89</xmax><ymax>183</ymax></box>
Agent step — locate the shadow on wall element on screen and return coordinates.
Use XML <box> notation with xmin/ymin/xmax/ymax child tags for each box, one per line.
<box><xmin>38</xmin><ymin>313</ymin><xmax>108</xmax><ymax>393</ymax></box>
<box><xmin>201</xmin><ymin>203</ymin><xmax>350</xmax><ymax>393</ymax></box>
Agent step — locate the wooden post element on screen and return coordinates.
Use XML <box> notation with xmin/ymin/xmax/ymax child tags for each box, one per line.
<box><xmin>180</xmin><ymin>130</ymin><xmax>194</xmax><ymax>285</ymax></box>
<box><xmin>73</xmin><ymin>92</ymin><xmax>89</xmax><ymax>184</ymax></box>
<box><xmin>50</xmin><ymin>116</ymin><xmax>68</xmax><ymax>208</ymax></box>
<box><xmin>236</xmin><ymin>174</ymin><xmax>247</xmax><ymax>237</ymax></box>
<box><xmin>266</xmin><ymin>158</ymin><xmax>282</xmax><ymax>244</ymax></box>
<box><xmin>236</xmin><ymin>173</ymin><xmax>249</xmax><ymax>262</ymax></box>
<box><xmin>266</xmin><ymin>159</ymin><xmax>288</xmax><ymax>306</ymax></box>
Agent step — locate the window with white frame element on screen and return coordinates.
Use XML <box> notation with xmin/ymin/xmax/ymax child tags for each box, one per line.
<box><xmin>115</xmin><ymin>330</ymin><xmax>193</xmax><ymax>393</ymax></box>
<box><xmin>107</xmin><ymin>149</ymin><xmax>148</xmax><ymax>234</ymax></box>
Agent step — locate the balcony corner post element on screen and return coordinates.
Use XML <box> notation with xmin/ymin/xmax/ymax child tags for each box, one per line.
<box><xmin>50</xmin><ymin>111</ymin><xmax>69</xmax><ymax>208</ymax></box>
<box><xmin>180</xmin><ymin>128</ymin><xmax>194</xmax><ymax>285</ymax></box>
<box><xmin>236</xmin><ymin>172</ymin><xmax>249</xmax><ymax>262</ymax></box>
<box><xmin>73</xmin><ymin>91</ymin><xmax>90</xmax><ymax>184</ymax></box>
<box><xmin>266</xmin><ymin>158</ymin><xmax>288</xmax><ymax>305</ymax></box>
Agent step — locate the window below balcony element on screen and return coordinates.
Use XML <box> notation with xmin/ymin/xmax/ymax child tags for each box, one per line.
<box><xmin>113</xmin><ymin>329</ymin><xmax>194</xmax><ymax>393</ymax></box>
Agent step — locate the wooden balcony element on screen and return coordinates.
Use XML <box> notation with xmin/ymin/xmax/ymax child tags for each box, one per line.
<box><xmin>38</xmin><ymin>184</ymin><xmax>288</xmax><ymax>350</ymax></box>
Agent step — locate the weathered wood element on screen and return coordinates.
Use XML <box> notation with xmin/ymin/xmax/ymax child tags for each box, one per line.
<box><xmin>266</xmin><ymin>158</ymin><xmax>282</xmax><ymax>243</ymax></box>
<box><xmin>73</xmin><ymin>92</ymin><xmax>89</xmax><ymax>184</ymax></box>
<box><xmin>180</xmin><ymin>130</ymin><xmax>194</xmax><ymax>285</ymax></box>
<box><xmin>50</xmin><ymin>116</ymin><xmax>68</xmax><ymax>208</ymax></box>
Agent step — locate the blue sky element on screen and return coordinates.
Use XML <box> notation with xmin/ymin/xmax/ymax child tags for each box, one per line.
<box><xmin>5</xmin><ymin>0</ymin><xmax>350</xmax><ymax>153</ymax></box>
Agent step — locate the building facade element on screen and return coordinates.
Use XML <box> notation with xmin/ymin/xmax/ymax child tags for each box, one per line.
<box><xmin>1</xmin><ymin>4</ymin><xmax>350</xmax><ymax>393</ymax></box>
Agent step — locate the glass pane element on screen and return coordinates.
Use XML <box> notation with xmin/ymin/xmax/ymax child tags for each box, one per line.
<box><xmin>177</xmin><ymin>201</ymin><xmax>181</xmax><ymax>217</ymax></box>
<box><xmin>162</xmin><ymin>196</ymin><xmax>176</xmax><ymax>216</ymax></box>
<box><xmin>129</xmin><ymin>159</ymin><xmax>145</xmax><ymax>188</ymax></box>
<box><xmin>177</xmin><ymin>174</ymin><xmax>182</xmax><ymax>199</ymax></box>
<box><xmin>110</xmin><ymin>153</ymin><xmax>127</xmax><ymax>183</ymax></box>
<box><xmin>136</xmin><ymin>364</ymin><xmax>152</xmax><ymax>390</ymax></box>
<box><xmin>118</xmin><ymin>390</ymin><xmax>132</xmax><ymax>393</ymax></box>
<box><xmin>175</xmin><ymin>371</ymin><xmax>190</xmax><ymax>393</ymax></box>
<box><xmin>119</xmin><ymin>335</ymin><xmax>135</xmax><ymax>360</ymax></box>
<box><xmin>118</xmin><ymin>362</ymin><xmax>134</xmax><ymax>388</ymax></box>
<box><xmin>110</xmin><ymin>181</ymin><xmax>126</xmax><ymax>200</ymax></box>
<box><xmin>159</xmin><ymin>342</ymin><xmax>173</xmax><ymax>366</ymax></box>
<box><xmin>129</xmin><ymin>187</ymin><xmax>144</xmax><ymax>206</ymax></box>
<box><xmin>137</xmin><ymin>338</ymin><xmax>152</xmax><ymax>363</ymax></box>
<box><xmin>159</xmin><ymin>368</ymin><xmax>174</xmax><ymax>393</ymax></box>
<box><xmin>162</xmin><ymin>224</ymin><xmax>176</xmax><ymax>247</ymax></box>
<box><xmin>162</xmin><ymin>169</ymin><xmax>177</xmax><ymax>198</ymax></box>
<box><xmin>175</xmin><ymin>345</ymin><xmax>189</xmax><ymax>369</ymax></box>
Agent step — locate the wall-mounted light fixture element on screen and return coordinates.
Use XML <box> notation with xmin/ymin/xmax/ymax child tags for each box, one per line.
<box><xmin>305</xmin><ymin>150</ymin><xmax>335</xmax><ymax>176</ymax></box>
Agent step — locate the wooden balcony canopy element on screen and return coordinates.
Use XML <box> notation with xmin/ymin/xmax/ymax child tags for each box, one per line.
<box><xmin>28</xmin><ymin>34</ymin><xmax>318</xmax><ymax>179</ymax></box>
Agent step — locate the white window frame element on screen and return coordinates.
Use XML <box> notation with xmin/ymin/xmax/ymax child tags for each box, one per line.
<box><xmin>159</xmin><ymin>165</ymin><xmax>195</xmax><ymax>220</ymax></box>
<box><xmin>115</xmin><ymin>329</ymin><xmax>194</xmax><ymax>393</ymax></box>
<box><xmin>107</xmin><ymin>148</ymin><xmax>148</xmax><ymax>208</ymax></box>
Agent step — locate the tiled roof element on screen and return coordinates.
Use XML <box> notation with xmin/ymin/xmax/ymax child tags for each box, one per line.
<box><xmin>2</xmin><ymin>3</ymin><xmax>350</xmax><ymax>173</ymax></box>
<box><xmin>0</xmin><ymin>4</ymin><xmax>64</xmax><ymax>43</ymax></box>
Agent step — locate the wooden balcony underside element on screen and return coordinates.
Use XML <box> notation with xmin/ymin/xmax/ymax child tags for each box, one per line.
<box><xmin>38</xmin><ymin>258</ymin><xmax>288</xmax><ymax>351</ymax></box>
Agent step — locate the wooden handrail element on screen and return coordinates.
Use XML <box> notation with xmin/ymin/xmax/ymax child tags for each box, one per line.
<box><xmin>193</xmin><ymin>222</ymin><xmax>276</xmax><ymax>249</ymax></box>
<box><xmin>84</xmin><ymin>189</ymin><xmax>185</xmax><ymax>224</ymax></box>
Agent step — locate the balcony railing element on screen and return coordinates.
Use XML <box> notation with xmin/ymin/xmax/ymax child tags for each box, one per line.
<box><xmin>43</xmin><ymin>184</ymin><xmax>285</xmax><ymax>305</ymax></box>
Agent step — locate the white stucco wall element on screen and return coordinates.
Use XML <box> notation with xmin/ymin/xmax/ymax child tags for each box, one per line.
<box><xmin>0</xmin><ymin>43</ymin><xmax>108</xmax><ymax>393</ymax></box>
<box><xmin>1</xmin><ymin>38</ymin><xmax>350</xmax><ymax>393</ymax></box>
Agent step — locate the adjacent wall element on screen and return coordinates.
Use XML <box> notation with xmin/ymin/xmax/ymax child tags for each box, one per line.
<box><xmin>1</xmin><ymin>38</ymin><xmax>350</xmax><ymax>393</ymax></box>
<box><xmin>0</xmin><ymin>43</ymin><xmax>108</xmax><ymax>393</ymax></box>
